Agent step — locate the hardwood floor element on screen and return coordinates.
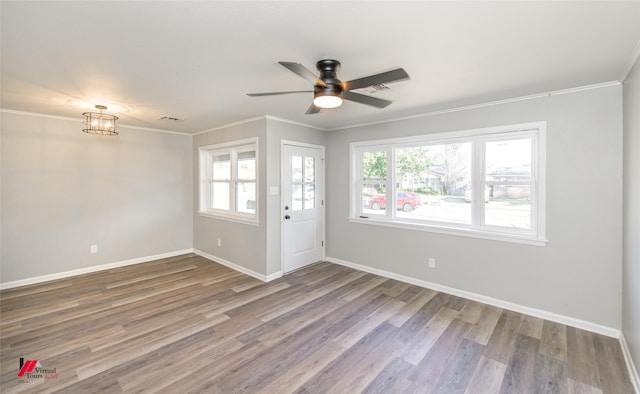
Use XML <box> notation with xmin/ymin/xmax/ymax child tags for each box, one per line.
<box><xmin>0</xmin><ymin>254</ymin><xmax>634</xmax><ymax>393</ymax></box>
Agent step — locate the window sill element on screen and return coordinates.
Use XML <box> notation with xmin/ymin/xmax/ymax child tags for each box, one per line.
<box><xmin>198</xmin><ymin>211</ymin><xmax>259</xmax><ymax>227</ymax></box>
<box><xmin>348</xmin><ymin>216</ymin><xmax>547</xmax><ymax>246</ymax></box>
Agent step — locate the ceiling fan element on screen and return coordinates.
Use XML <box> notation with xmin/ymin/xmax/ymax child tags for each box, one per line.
<box><xmin>247</xmin><ymin>59</ymin><xmax>410</xmax><ymax>114</ymax></box>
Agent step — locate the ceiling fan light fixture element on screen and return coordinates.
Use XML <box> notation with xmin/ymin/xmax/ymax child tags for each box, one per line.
<box><xmin>313</xmin><ymin>91</ymin><xmax>343</xmax><ymax>109</ymax></box>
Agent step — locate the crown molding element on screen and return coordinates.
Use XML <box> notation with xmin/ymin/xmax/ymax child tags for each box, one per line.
<box><xmin>1</xmin><ymin>108</ymin><xmax>80</xmax><ymax>123</ymax></box>
<box><xmin>193</xmin><ymin>115</ymin><xmax>326</xmax><ymax>136</ymax></box>
<box><xmin>621</xmin><ymin>38</ymin><xmax>640</xmax><ymax>83</ymax></box>
<box><xmin>265</xmin><ymin>115</ymin><xmax>326</xmax><ymax>131</ymax></box>
<box><xmin>3</xmin><ymin>79</ymin><xmax>624</xmax><ymax>137</ymax></box>
<box><xmin>330</xmin><ymin>81</ymin><xmax>621</xmax><ymax>131</ymax></box>
<box><xmin>192</xmin><ymin>115</ymin><xmax>268</xmax><ymax>135</ymax></box>
<box><xmin>0</xmin><ymin>108</ymin><xmax>190</xmax><ymax>136</ymax></box>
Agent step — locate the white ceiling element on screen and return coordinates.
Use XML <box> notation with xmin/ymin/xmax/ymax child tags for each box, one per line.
<box><xmin>2</xmin><ymin>1</ymin><xmax>639</xmax><ymax>134</ymax></box>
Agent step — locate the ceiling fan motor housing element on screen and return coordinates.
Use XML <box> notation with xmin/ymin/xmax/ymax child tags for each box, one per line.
<box><xmin>315</xmin><ymin>59</ymin><xmax>343</xmax><ymax>100</ymax></box>
<box><xmin>314</xmin><ymin>84</ymin><xmax>342</xmax><ymax>96</ymax></box>
<box><xmin>316</xmin><ymin>59</ymin><xmax>343</xmax><ymax>86</ymax></box>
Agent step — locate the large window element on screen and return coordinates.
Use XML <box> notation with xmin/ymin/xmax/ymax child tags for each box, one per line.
<box><xmin>351</xmin><ymin>122</ymin><xmax>546</xmax><ymax>245</ymax></box>
<box><xmin>199</xmin><ymin>138</ymin><xmax>257</xmax><ymax>224</ymax></box>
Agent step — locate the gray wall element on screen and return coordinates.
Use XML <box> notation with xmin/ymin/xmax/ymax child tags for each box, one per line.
<box><xmin>192</xmin><ymin>118</ymin><xmax>268</xmax><ymax>275</ymax></box>
<box><xmin>623</xmin><ymin>58</ymin><xmax>640</xmax><ymax>378</ymax></box>
<box><xmin>326</xmin><ymin>86</ymin><xmax>623</xmax><ymax>329</ymax></box>
<box><xmin>1</xmin><ymin>111</ymin><xmax>193</xmax><ymax>283</ymax></box>
<box><xmin>192</xmin><ymin>117</ymin><xmax>326</xmax><ymax>277</ymax></box>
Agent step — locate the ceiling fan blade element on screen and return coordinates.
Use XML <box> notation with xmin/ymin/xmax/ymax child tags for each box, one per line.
<box><xmin>247</xmin><ymin>90</ymin><xmax>312</xmax><ymax>97</ymax></box>
<box><xmin>305</xmin><ymin>104</ymin><xmax>321</xmax><ymax>114</ymax></box>
<box><xmin>279</xmin><ymin>61</ymin><xmax>325</xmax><ymax>86</ymax></box>
<box><xmin>343</xmin><ymin>68</ymin><xmax>410</xmax><ymax>91</ymax></box>
<box><xmin>343</xmin><ymin>91</ymin><xmax>392</xmax><ymax>109</ymax></box>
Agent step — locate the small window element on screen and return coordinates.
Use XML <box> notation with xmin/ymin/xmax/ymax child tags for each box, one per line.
<box><xmin>351</xmin><ymin>123</ymin><xmax>546</xmax><ymax>245</ymax></box>
<box><xmin>199</xmin><ymin>139</ymin><xmax>258</xmax><ymax>225</ymax></box>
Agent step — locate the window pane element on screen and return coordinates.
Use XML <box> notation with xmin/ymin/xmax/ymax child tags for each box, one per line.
<box><xmin>238</xmin><ymin>151</ymin><xmax>255</xmax><ymax>160</ymax></box>
<box><xmin>238</xmin><ymin>151</ymin><xmax>256</xmax><ymax>180</ymax></box>
<box><xmin>485</xmin><ymin>139</ymin><xmax>531</xmax><ymax>183</ymax></box>
<box><xmin>237</xmin><ymin>182</ymin><xmax>256</xmax><ymax>214</ymax></box>
<box><xmin>395</xmin><ymin>143</ymin><xmax>471</xmax><ymax>224</ymax></box>
<box><xmin>362</xmin><ymin>184</ymin><xmax>386</xmax><ymax>216</ymax></box>
<box><xmin>392</xmin><ymin>191</ymin><xmax>423</xmax><ymax>216</ymax></box>
<box><xmin>361</xmin><ymin>150</ymin><xmax>387</xmax><ymax>216</ymax></box>
<box><xmin>292</xmin><ymin>184</ymin><xmax>303</xmax><ymax>211</ymax></box>
<box><xmin>304</xmin><ymin>157</ymin><xmax>315</xmax><ymax>182</ymax></box>
<box><xmin>304</xmin><ymin>184</ymin><xmax>315</xmax><ymax>210</ymax></box>
<box><xmin>485</xmin><ymin>185</ymin><xmax>531</xmax><ymax>229</ymax></box>
<box><xmin>292</xmin><ymin>156</ymin><xmax>303</xmax><ymax>182</ymax></box>
<box><xmin>395</xmin><ymin>146</ymin><xmax>429</xmax><ymax>191</ymax></box>
<box><xmin>210</xmin><ymin>182</ymin><xmax>229</xmax><ymax>210</ymax></box>
<box><xmin>212</xmin><ymin>155</ymin><xmax>231</xmax><ymax>180</ymax></box>
<box><xmin>362</xmin><ymin>150</ymin><xmax>387</xmax><ymax>182</ymax></box>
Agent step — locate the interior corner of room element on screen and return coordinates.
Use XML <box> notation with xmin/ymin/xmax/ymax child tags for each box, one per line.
<box><xmin>1</xmin><ymin>1</ymin><xmax>639</xmax><ymax>392</ymax></box>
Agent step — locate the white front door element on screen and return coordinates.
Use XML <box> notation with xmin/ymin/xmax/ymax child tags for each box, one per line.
<box><xmin>283</xmin><ymin>143</ymin><xmax>324</xmax><ymax>273</ymax></box>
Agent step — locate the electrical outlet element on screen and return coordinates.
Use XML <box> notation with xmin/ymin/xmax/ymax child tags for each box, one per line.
<box><xmin>428</xmin><ymin>257</ymin><xmax>436</xmax><ymax>268</ymax></box>
<box><xmin>90</xmin><ymin>245</ymin><xmax>98</xmax><ymax>254</ymax></box>
<box><xmin>217</xmin><ymin>238</ymin><xmax>221</xmax><ymax>247</ymax></box>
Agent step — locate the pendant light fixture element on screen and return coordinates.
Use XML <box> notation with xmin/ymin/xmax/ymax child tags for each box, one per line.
<box><xmin>83</xmin><ymin>105</ymin><xmax>118</xmax><ymax>135</ymax></box>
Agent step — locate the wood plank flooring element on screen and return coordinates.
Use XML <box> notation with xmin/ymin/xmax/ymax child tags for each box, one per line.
<box><xmin>0</xmin><ymin>254</ymin><xmax>634</xmax><ymax>393</ymax></box>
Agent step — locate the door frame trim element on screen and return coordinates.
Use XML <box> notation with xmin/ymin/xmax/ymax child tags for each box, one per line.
<box><xmin>280</xmin><ymin>140</ymin><xmax>326</xmax><ymax>275</ymax></box>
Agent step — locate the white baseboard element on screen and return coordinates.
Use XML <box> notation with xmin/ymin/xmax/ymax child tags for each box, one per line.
<box><xmin>192</xmin><ymin>249</ymin><xmax>281</xmax><ymax>282</ymax></box>
<box><xmin>325</xmin><ymin>256</ymin><xmax>621</xmax><ymax>339</ymax></box>
<box><xmin>265</xmin><ymin>271</ymin><xmax>284</xmax><ymax>282</ymax></box>
<box><xmin>0</xmin><ymin>249</ymin><xmax>195</xmax><ymax>290</ymax></box>
<box><xmin>620</xmin><ymin>333</ymin><xmax>640</xmax><ymax>393</ymax></box>
<box><xmin>0</xmin><ymin>247</ymin><xmax>283</xmax><ymax>291</ymax></box>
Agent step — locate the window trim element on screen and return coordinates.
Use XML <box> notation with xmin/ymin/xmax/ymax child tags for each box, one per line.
<box><xmin>349</xmin><ymin>122</ymin><xmax>547</xmax><ymax>246</ymax></box>
<box><xmin>198</xmin><ymin>138</ymin><xmax>259</xmax><ymax>226</ymax></box>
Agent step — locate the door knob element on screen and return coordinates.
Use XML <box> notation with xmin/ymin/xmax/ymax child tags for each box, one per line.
<box><xmin>284</xmin><ymin>205</ymin><xmax>289</xmax><ymax>210</ymax></box>
<box><xmin>284</xmin><ymin>215</ymin><xmax>291</xmax><ymax>220</ymax></box>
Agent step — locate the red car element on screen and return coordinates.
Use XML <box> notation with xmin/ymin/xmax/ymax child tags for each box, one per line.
<box><xmin>368</xmin><ymin>192</ymin><xmax>421</xmax><ymax>212</ymax></box>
